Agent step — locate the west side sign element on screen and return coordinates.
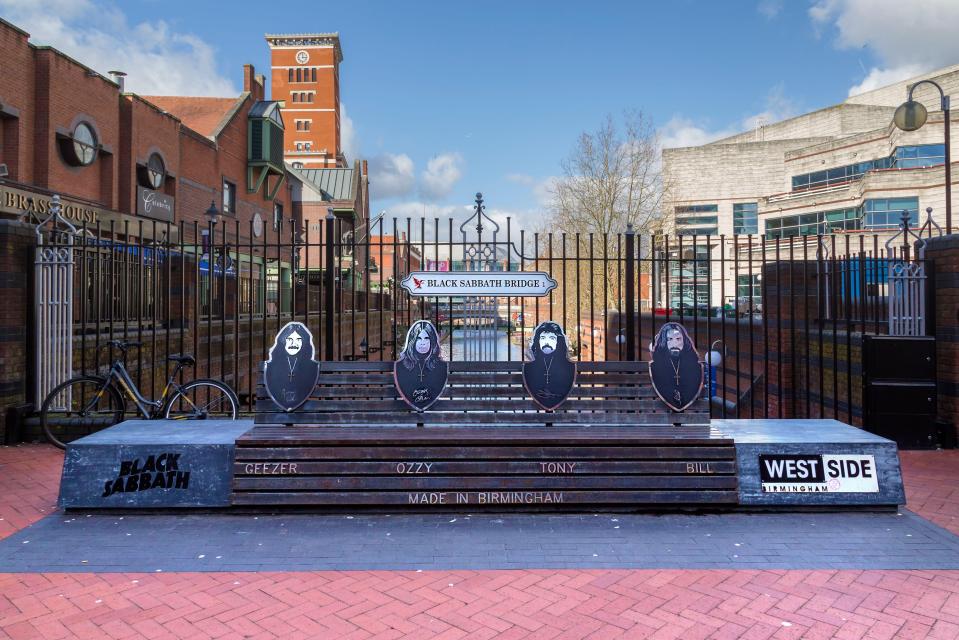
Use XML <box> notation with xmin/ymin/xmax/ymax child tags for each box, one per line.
<box><xmin>400</xmin><ymin>271</ymin><xmax>557</xmax><ymax>297</ymax></box>
<box><xmin>759</xmin><ymin>454</ymin><xmax>879</xmax><ymax>493</ymax></box>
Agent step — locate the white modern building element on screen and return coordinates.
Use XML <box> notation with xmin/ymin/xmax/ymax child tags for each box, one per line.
<box><xmin>661</xmin><ymin>64</ymin><xmax>958</xmax><ymax>310</ymax></box>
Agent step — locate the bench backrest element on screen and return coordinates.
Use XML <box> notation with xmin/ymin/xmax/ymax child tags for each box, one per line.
<box><xmin>255</xmin><ymin>360</ymin><xmax>710</xmax><ymax>427</ymax></box>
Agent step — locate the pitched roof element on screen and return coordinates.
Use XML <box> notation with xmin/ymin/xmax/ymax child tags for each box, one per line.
<box><xmin>142</xmin><ymin>96</ymin><xmax>242</xmax><ymax>138</ymax></box>
<box><xmin>292</xmin><ymin>165</ymin><xmax>357</xmax><ymax>201</ymax></box>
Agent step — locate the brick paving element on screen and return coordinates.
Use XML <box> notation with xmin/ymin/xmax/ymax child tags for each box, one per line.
<box><xmin>0</xmin><ymin>444</ymin><xmax>958</xmax><ymax>639</ymax></box>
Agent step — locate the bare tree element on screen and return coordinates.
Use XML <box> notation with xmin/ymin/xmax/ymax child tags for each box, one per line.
<box><xmin>523</xmin><ymin>111</ymin><xmax>669</xmax><ymax>345</ymax></box>
<box><xmin>549</xmin><ymin>110</ymin><xmax>668</xmax><ymax>237</ymax></box>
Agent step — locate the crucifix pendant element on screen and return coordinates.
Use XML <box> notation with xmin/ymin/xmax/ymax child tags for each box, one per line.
<box><xmin>288</xmin><ymin>370</ymin><xmax>295</xmax><ymax>382</ymax></box>
<box><xmin>418</xmin><ymin>368</ymin><xmax>424</xmax><ymax>382</ymax></box>
<box><xmin>674</xmin><ymin>371</ymin><xmax>681</xmax><ymax>385</ymax></box>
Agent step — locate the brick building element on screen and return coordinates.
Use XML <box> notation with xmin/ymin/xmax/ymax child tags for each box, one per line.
<box><xmin>0</xmin><ymin>18</ymin><xmax>301</xmax><ymax>437</ymax></box>
<box><xmin>266</xmin><ymin>33</ymin><xmax>344</xmax><ymax>169</ymax></box>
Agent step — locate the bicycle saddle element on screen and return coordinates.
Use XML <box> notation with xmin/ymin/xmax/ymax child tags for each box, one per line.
<box><xmin>166</xmin><ymin>354</ymin><xmax>196</xmax><ymax>366</ymax></box>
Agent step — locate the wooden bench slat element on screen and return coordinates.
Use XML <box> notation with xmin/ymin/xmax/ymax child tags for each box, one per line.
<box><xmin>233</xmin><ymin>475</ymin><xmax>739</xmax><ymax>491</ymax></box>
<box><xmin>315</xmin><ymin>361</ymin><xmax>652</xmax><ymax>374</ymax></box>
<box><xmin>254</xmin><ymin>411</ymin><xmax>708</xmax><ymax>426</ymax></box>
<box><xmin>234</xmin><ymin>445</ymin><xmax>735</xmax><ymax>458</ymax></box>
<box><xmin>231</xmin><ymin>490</ymin><xmax>740</xmax><ymax>506</ymax></box>
<box><xmin>231</xmin><ymin>460</ymin><xmax>738</xmax><ymax>475</ymax></box>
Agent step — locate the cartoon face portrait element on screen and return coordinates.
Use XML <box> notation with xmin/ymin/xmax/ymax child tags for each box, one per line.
<box><xmin>538</xmin><ymin>331</ymin><xmax>558</xmax><ymax>355</ymax></box>
<box><xmin>400</xmin><ymin>320</ymin><xmax>441</xmax><ymax>366</ymax></box>
<box><xmin>523</xmin><ymin>321</ymin><xmax>576</xmax><ymax>411</ymax></box>
<box><xmin>394</xmin><ymin>320</ymin><xmax>448</xmax><ymax>412</ymax></box>
<box><xmin>285</xmin><ymin>330</ymin><xmax>303</xmax><ymax>355</ymax></box>
<box><xmin>415</xmin><ymin>329</ymin><xmax>431</xmax><ymax>354</ymax></box>
<box><xmin>263</xmin><ymin>321</ymin><xmax>319</xmax><ymax>412</ymax></box>
<box><xmin>666</xmin><ymin>328</ymin><xmax>684</xmax><ymax>355</ymax></box>
<box><xmin>648</xmin><ymin>322</ymin><xmax>704</xmax><ymax>412</ymax></box>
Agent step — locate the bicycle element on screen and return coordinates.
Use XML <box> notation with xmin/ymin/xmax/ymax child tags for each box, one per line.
<box><xmin>40</xmin><ymin>340</ymin><xmax>239</xmax><ymax>449</ymax></box>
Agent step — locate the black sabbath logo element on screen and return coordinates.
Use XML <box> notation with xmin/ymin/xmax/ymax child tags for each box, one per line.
<box><xmin>102</xmin><ymin>453</ymin><xmax>189</xmax><ymax>497</ymax></box>
<box><xmin>264</xmin><ymin>321</ymin><xmax>320</xmax><ymax>412</ymax></box>
<box><xmin>522</xmin><ymin>321</ymin><xmax>576</xmax><ymax>410</ymax></box>
<box><xmin>648</xmin><ymin>322</ymin><xmax>704</xmax><ymax>412</ymax></box>
<box><xmin>394</xmin><ymin>320</ymin><xmax>448</xmax><ymax>412</ymax></box>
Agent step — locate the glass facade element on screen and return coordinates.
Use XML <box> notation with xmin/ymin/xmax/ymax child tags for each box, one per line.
<box><xmin>736</xmin><ymin>274</ymin><xmax>761</xmax><ymax>307</ymax></box>
<box><xmin>791</xmin><ymin>144</ymin><xmax>945</xmax><ymax>192</ymax></box>
<box><xmin>675</xmin><ymin>204</ymin><xmax>718</xmax><ymax>236</ymax></box>
<box><xmin>764</xmin><ymin>197</ymin><xmax>919</xmax><ymax>239</ymax></box>
<box><xmin>733</xmin><ymin>202</ymin><xmax>758</xmax><ymax>234</ymax></box>
<box><xmin>666</xmin><ymin>245</ymin><xmax>710</xmax><ymax>310</ymax></box>
<box><xmin>862</xmin><ymin>197</ymin><xmax>919</xmax><ymax>228</ymax></box>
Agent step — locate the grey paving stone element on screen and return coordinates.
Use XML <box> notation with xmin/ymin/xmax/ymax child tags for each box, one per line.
<box><xmin>1</xmin><ymin>509</ymin><xmax>958</xmax><ymax>573</ymax></box>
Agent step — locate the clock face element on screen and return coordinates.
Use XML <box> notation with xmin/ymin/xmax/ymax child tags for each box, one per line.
<box><xmin>295</xmin><ymin>50</ymin><xmax>309</xmax><ymax>64</ymax></box>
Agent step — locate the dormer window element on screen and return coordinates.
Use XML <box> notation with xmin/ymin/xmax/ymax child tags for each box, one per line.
<box><xmin>59</xmin><ymin>121</ymin><xmax>98</xmax><ymax>167</ymax></box>
<box><xmin>137</xmin><ymin>152</ymin><xmax>166</xmax><ymax>189</ymax></box>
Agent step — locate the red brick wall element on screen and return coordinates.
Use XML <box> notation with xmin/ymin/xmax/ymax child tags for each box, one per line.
<box><xmin>0</xmin><ymin>21</ymin><xmax>34</xmax><ymax>184</ymax></box>
<box><xmin>33</xmin><ymin>48</ymin><xmax>120</xmax><ymax>207</ymax></box>
<box><xmin>269</xmin><ymin>44</ymin><xmax>340</xmax><ymax>167</ymax></box>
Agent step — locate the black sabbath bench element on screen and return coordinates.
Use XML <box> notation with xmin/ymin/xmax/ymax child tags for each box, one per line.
<box><xmin>233</xmin><ymin>360</ymin><xmax>737</xmax><ymax>508</ymax></box>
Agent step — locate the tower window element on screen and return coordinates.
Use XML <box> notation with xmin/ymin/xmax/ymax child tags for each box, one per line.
<box><xmin>311</xmin><ymin>68</ymin><xmax>317</xmax><ymax>82</ymax></box>
<box><xmin>296</xmin><ymin>68</ymin><xmax>302</xmax><ymax>82</ymax></box>
<box><xmin>288</xmin><ymin>69</ymin><xmax>293</xmax><ymax>82</ymax></box>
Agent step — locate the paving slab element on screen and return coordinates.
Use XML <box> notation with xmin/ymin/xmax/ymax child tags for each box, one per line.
<box><xmin>1</xmin><ymin>508</ymin><xmax>957</xmax><ymax>573</ymax></box>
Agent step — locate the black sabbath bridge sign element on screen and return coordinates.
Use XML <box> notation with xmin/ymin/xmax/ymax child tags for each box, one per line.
<box><xmin>400</xmin><ymin>271</ymin><xmax>557</xmax><ymax>297</ymax></box>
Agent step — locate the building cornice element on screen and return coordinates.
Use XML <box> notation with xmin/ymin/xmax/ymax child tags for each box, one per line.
<box><xmin>264</xmin><ymin>33</ymin><xmax>343</xmax><ymax>62</ymax></box>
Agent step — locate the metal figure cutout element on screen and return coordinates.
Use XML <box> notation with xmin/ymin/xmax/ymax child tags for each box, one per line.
<box><xmin>648</xmin><ymin>322</ymin><xmax>704</xmax><ymax>412</ymax></box>
<box><xmin>394</xmin><ymin>320</ymin><xmax>448</xmax><ymax>412</ymax></box>
<box><xmin>522</xmin><ymin>321</ymin><xmax>576</xmax><ymax>411</ymax></box>
<box><xmin>263</xmin><ymin>321</ymin><xmax>320</xmax><ymax>412</ymax></box>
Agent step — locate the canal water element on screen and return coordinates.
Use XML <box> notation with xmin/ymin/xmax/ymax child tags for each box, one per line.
<box><xmin>443</xmin><ymin>329</ymin><xmax>524</xmax><ymax>362</ymax></box>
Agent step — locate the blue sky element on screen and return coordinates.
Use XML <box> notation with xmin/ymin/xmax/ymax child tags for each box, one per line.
<box><xmin>3</xmin><ymin>0</ymin><xmax>958</xmax><ymax>229</ymax></box>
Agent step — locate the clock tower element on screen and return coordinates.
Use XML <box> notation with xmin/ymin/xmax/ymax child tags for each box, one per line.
<box><xmin>265</xmin><ymin>33</ymin><xmax>344</xmax><ymax>169</ymax></box>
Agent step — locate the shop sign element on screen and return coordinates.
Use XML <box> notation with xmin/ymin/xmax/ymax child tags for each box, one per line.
<box><xmin>136</xmin><ymin>186</ymin><xmax>174</xmax><ymax>222</ymax></box>
<box><xmin>0</xmin><ymin>183</ymin><xmax>107</xmax><ymax>226</ymax></box>
<box><xmin>759</xmin><ymin>454</ymin><xmax>879</xmax><ymax>493</ymax></box>
<box><xmin>400</xmin><ymin>271</ymin><xmax>557</xmax><ymax>297</ymax></box>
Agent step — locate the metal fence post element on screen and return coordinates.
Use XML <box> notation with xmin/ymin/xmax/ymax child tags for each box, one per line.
<box><xmin>324</xmin><ymin>208</ymin><xmax>335</xmax><ymax>361</ymax></box>
<box><xmin>624</xmin><ymin>224</ymin><xmax>635</xmax><ymax>361</ymax></box>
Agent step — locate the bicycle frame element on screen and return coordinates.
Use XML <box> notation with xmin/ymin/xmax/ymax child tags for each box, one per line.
<box><xmin>103</xmin><ymin>359</ymin><xmax>186</xmax><ymax>418</ymax></box>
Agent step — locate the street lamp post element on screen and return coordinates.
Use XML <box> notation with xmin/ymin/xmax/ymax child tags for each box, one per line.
<box><xmin>893</xmin><ymin>80</ymin><xmax>951</xmax><ymax>234</ymax></box>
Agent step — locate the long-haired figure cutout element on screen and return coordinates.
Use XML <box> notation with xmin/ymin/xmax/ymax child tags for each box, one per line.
<box><xmin>394</xmin><ymin>320</ymin><xmax>448</xmax><ymax>412</ymax></box>
<box><xmin>522</xmin><ymin>321</ymin><xmax>576</xmax><ymax>410</ymax></box>
<box><xmin>648</xmin><ymin>322</ymin><xmax>704</xmax><ymax>412</ymax></box>
<box><xmin>263</xmin><ymin>321</ymin><xmax>321</xmax><ymax>412</ymax></box>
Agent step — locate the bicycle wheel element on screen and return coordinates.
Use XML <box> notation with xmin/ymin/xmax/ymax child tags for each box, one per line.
<box><xmin>164</xmin><ymin>379</ymin><xmax>239</xmax><ymax>420</ymax></box>
<box><xmin>41</xmin><ymin>376</ymin><xmax>125</xmax><ymax>449</ymax></box>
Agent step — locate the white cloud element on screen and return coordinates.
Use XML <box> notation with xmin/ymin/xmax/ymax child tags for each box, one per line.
<box><xmin>659</xmin><ymin>117</ymin><xmax>738</xmax><ymax>149</ymax></box>
<box><xmin>506</xmin><ymin>173</ymin><xmax>536</xmax><ymax>186</ymax></box>
<box><xmin>420</xmin><ymin>153</ymin><xmax>464</xmax><ymax>201</ymax></box>
<box><xmin>757</xmin><ymin>0</ymin><xmax>783</xmax><ymax>19</ymax></box>
<box><xmin>505</xmin><ymin>174</ymin><xmax>557</xmax><ymax>211</ymax></box>
<box><xmin>340</xmin><ymin>103</ymin><xmax>358</xmax><ymax>164</ymax></box>
<box><xmin>369</xmin><ymin>153</ymin><xmax>416</xmax><ymax>200</ymax></box>
<box><xmin>660</xmin><ymin>84</ymin><xmax>800</xmax><ymax>149</ymax></box>
<box><xmin>847</xmin><ymin>64</ymin><xmax>927</xmax><ymax>96</ymax></box>
<box><xmin>0</xmin><ymin>0</ymin><xmax>236</xmax><ymax>96</ymax></box>
<box><xmin>809</xmin><ymin>0</ymin><xmax>959</xmax><ymax>96</ymax></box>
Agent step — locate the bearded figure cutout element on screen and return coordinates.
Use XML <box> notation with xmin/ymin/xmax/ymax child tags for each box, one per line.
<box><xmin>264</xmin><ymin>321</ymin><xmax>321</xmax><ymax>412</ymax></box>
<box><xmin>394</xmin><ymin>320</ymin><xmax>448</xmax><ymax>412</ymax></box>
<box><xmin>648</xmin><ymin>322</ymin><xmax>704</xmax><ymax>412</ymax></box>
<box><xmin>523</xmin><ymin>321</ymin><xmax>576</xmax><ymax>411</ymax></box>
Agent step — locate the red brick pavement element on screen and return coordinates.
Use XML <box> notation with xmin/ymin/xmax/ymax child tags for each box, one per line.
<box><xmin>0</xmin><ymin>444</ymin><xmax>958</xmax><ymax>639</ymax></box>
